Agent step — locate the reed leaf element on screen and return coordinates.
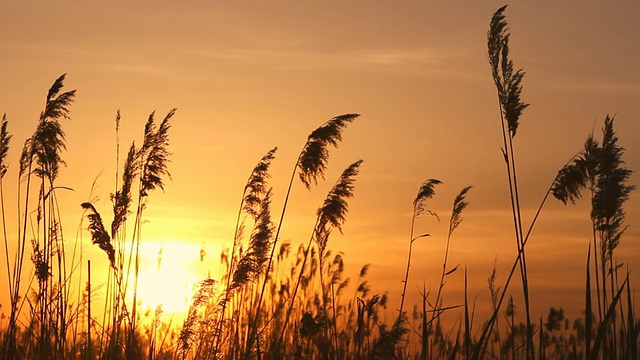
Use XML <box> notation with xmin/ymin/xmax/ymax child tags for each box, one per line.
<box><xmin>298</xmin><ymin>113</ymin><xmax>360</xmax><ymax>189</ymax></box>
<box><xmin>590</xmin><ymin>276</ymin><xmax>629</xmax><ymax>360</ymax></box>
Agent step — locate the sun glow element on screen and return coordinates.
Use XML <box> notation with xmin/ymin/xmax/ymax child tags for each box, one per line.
<box><xmin>128</xmin><ymin>240</ymin><xmax>210</xmax><ymax>316</ymax></box>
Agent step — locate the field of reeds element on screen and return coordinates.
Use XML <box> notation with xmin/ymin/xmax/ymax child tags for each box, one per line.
<box><xmin>0</xmin><ymin>5</ymin><xmax>638</xmax><ymax>360</ymax></box>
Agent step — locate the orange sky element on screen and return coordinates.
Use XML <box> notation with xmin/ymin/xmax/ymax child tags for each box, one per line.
<box><xmin>1</xmin><ymin>1</ymin><xmax>639</xmax><ymax>326</ymax></box>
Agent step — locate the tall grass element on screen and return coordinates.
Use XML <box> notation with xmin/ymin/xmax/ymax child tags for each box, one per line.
<box><xmin>1</xmin><ymin>6</ymin><xmax>639</xmax><ymax>360</ymax></box>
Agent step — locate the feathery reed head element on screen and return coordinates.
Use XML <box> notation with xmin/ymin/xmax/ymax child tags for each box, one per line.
<box><xmin>231</xmin><ymin>189</ymin><xmax>274</xmax><ymax>291</ymax></box>
<box><xmin>592</xmin><ymin>116</ymin><xmax>635</xmax><ymax>254</ymax></box>
<box><xmin>298</xmin><ymin>113</ymin><xmax>360</xmax><ymax>189</ymax></box>
<box><xmin>449</xmin><ymin>185</ymin><xmax>472</xmax><ymax>235</ymax></box>
<box><xmin>552</xmin><ymin>160</ymin><xmax>588</xmax><ymax>205</ymax></box>
<box><xmin>140</xmin><ymin>109</ymin><xmax>175</xmax><ymax>197</ymax></box>
<box><xmin>20</xmin><ymin>74</ymin><xmax>76</xmax><ymax>181</ymax></box>
<box><xmin>42</xmin><ymin>73</ymin><xmax>76</xmax><ymax>122</ymax></box>
<box><xmin>314</xmin><ymin>160</ymin><xmax>363</xmax><ymax>256</ymax></box>
<box><xmin>488</xmin><ymin>5</ymin><xmax>528</xmax><ymax>137</ymax></box>
<box><xmin>243</xmin><ymin>147</ymin><xmax>277</xmax><ymax>219</ymax></box>
<box><xmin>414</xmin><ymin>178</ymin><xmax>442</xmax><ymax>217</ymax></box>
<box><xmin>112</xmin><ymin>142</ymin><xmax>139</xmax><ymax>237</ymax></box>
<box><xmin>32</xmin><ymin>117</ymin><xmax>67</xmax><ymax>179</ymax></box>
<box><xmin>81</xmin><ymin>202</ymin><xmax>116</xmax><ymax>268</ymax></box>
<box><xmin>552</xmin><ymin>115</ymin><xmax>635</xmax><ymax>260</ymax></box>
<box><xmin>0</xmin><ymin>114</ymin><xmax>11</xmax><ymax>179</ymax></box>
<box><xmin>179</xmin><ymin>278</ymin><xmax>217</xmax><ymax>355</ymax></box>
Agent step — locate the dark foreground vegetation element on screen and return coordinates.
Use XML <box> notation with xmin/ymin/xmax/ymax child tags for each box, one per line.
<box><xmin>0</xmin><ymin>5</ymin><xmax>637</xmax><ymax>360</ymax></box>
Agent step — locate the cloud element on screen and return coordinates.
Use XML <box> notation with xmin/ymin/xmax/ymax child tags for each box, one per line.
<box><xmin>554</xmin><ymin>80</ymin><xmax>640</xmax><ymax>95</ymax></box>
<box><xmin>194</xmin><ymin>46</ymin><xmax>480</xmax><ymax>78</ymax></box>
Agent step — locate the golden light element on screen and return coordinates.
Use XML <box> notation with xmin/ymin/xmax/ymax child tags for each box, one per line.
<box><xmin>126</xmin><ymin>240</ymin><xmax>207</xmax><ymax>317</ymax></box>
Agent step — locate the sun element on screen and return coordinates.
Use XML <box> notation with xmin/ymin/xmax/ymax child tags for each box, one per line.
<box><xmin>128</xmin><ymin>240</ymin><xmax>208</xmax><ymax>317</ymax></box>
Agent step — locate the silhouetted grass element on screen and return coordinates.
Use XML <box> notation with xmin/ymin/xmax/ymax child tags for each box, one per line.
<box><xmin>1</xmin><ymin>6</ymin><xmax>639</xmax><ymax>360</ymax></box>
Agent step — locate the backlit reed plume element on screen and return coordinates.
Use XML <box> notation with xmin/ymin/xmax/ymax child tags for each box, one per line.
<box><xmin>231</xmin><ymin>189</ymin><xmax>274</xmax><ymax>291</ymax></box>
<box><xmin>81</xmin><ymin>202</ymin><xmax>115</xmax><ymax>268</ymax></box>
<box><xmin>488</xmin><ymin>5</ymin><xmax>528</xmax><ymax>138</ymax></box>
<box><xmin>140</xmin><ymin>109</ymin><xmax>175</xmax><ymax>197</ymax></box>
<box><xmin>179</xmin><ymin>278</ymin><xmax>217</xmax><ymax>358</ymax></box>
<box><xmin>111</xmin><ymin>143</ymin><xmax>138</xmax><ymax>237</ymax></box>
<box><xmin>414</xmin><ymin>179</ymin><xmax>442</xmax><ymax>217</ymax></box>
<box><xmin>398</xmin><ymin>179</ymin><xmax>442</xmax><ymax>324</ymax></box>
<box><xmin>314</xmin><ymin>159</ymin><xmax>363</xmax><ymax>258</ymax></box>
<box><xmin>20</xmin><ymin>73</ymin><xmax>76</xmax><ymax>180</ymax></box>
<box><xmin>243</xmin><ymin>147</ymin><xmax>277</xmax><ymax>219</ymax></box>
<box><xmin>449</xmin><ymin>186</ymin><xmax>472</xmax><ymax>236</ymax></box>
<box><xmin>0</xmin><ymin>114</ymin><xmax>11</xmax><ymax>178</ymax></box>
<box><xmin>298</xmin><ymin>114</ymin><xmax>360</xmax><ymax>189</ymax></box>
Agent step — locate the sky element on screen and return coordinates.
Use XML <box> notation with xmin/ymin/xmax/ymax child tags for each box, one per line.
<box><xmin>1</xmin><ymin>1</ymin><xmax>640</xmax><ymax>327</ymax></box>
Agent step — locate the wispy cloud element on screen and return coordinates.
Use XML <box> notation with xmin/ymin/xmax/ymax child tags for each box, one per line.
<box><xmin>194</xmin><ymin>45</ymin><xmax>480</xmax><ymax>79</ymax></box>
<box><xmin>6</xmin><ymin>41</ymin><xmax>200</xmax><ymax>82</ymax></box>
<box><xmin>554</xmin><ymin>80</ymin><xmax>640</xmax><ymax>95</ymax></box>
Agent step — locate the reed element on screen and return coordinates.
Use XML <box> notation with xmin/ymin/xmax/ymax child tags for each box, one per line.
<box><xmin>487</xmin><ymin>5</ymin><xmax>534</xmax><ymax>358</ymax></box>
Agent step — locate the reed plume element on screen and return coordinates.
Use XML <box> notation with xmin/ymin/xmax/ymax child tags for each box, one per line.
<box><xmin>20</xmin><ymin>74</ymin><xmax>77</xmax><ymax>181</ymax></box>
<box><xmin>552</xmin><ymin>117</ymin><xmax>635</xmax><ymax>260</ymax></box>
<box><xmin>111</xmin><ymin>143</ymin><xmax>139</xmax><ymax>237</ymax></box>
<box><xmin>231</xmin><ymin>189</ymin><xmax>274</xmax><ymax>291</ymax></box>
<box><xmin>314</xmin><ymin>159</ymin><xmax>363</xmax><ymax>257</ymax></box>
<box><xmin>414</xmin><ymin>179</ymin><xmax>442</xmax><ymax>221</ymax></box>
<box><xmin>140</xmin><ymin>109</ymin><xmax>175</xmax><ymax>197</ymax></box>
<box><xmin>243</xmin><ymin>147</ymin><xmax>277</xmax><ymax>219</ymax></box>
<box><xmin>179</xmin><ymin>278</ymin><xmax>218</xmax><ymax>358</ymax></box>
<box><xmin>81</xmin><ymin>202</ymin><xmax>116</xmax><ymax>268</ymax></box>
<box><xmin>488</xmin><ymin>6</ymin><xmax>528</xmax><ymax>138</ymax></box>
<box><xmin>0</xmin><ymin>114</ymin><xmax>11</xmax><ymax>178</ymax></box>
<box><xmin>298</xmin><ymin>113</ymin><xmax>360</xmax><ymax>189</ymax></box>
<box><xmin>449</xmin><ymin>186</ymin><xmax>472</xmax><ymax>236</ymax></box>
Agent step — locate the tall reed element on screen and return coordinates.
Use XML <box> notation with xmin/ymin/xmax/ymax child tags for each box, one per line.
<box><xmin>398</xmin><ymin>179</ymin><xmax>441</xmax><ymax>325</ymax></box>
<box><xmin>487</xmin><ymin>5</ymin><xmax>533</xmax><ymax>358</ymax></box>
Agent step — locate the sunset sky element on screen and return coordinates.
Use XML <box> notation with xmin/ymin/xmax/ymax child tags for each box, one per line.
<box><xmin>1</xmin><ymin>1</ymin><xmax>639</xmax><ymax>325</ymax></box>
